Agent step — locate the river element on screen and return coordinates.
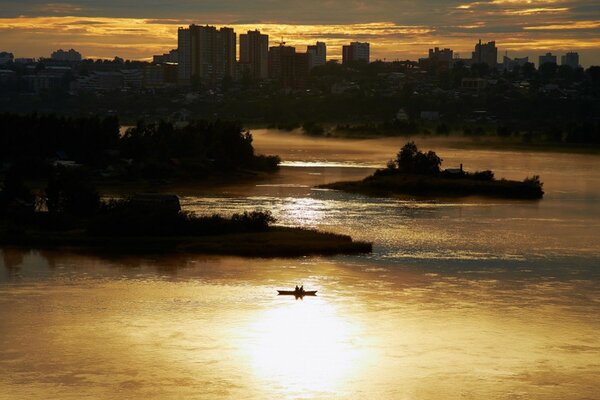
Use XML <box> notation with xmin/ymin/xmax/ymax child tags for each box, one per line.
<box><xmin>1</xmin><ymin>130</ymin><xmax>599</xmax><ymax>399</ymax></box>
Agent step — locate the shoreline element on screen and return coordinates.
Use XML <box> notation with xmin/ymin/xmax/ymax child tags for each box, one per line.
<box><xmin>0</xmin><ymin>226</ymin><xmax>373</xmax><ymax>258</ymax></box>
<box><xmin>320</xmin><ymin>173</ymin><xmax>544</xmax><ymax>200</ymax></box>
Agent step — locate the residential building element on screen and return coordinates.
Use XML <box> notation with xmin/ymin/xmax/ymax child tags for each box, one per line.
<box><xmin>143</xmin><ymin>63</ymin><xmax>178</xmax><ymax>88</ymax></box>
<box><xmin>342</xmin><ymin>42</ymin><xmax>370</xmax><ymax>64</ymax></box>
<box><xmin>539</xmin><ymin>52</ymin><xmax>557</xmax><ymax>66</ymax></box>
<box><xmin>268</xmin><ymin>45</ymin><xmax>310</xmax><ymax>89</ymax></box>
<box><xmin>307</xmin><ymin>42</ymin><xmax>326</xmax><ymax>69</ymax></box>
<box><xmin>153</xmin><ymin>49</ymin><xmax>178</xmax><ymax>64</ymax></box>
<box><xmin>177</xmin><ymin>25</ymin><xmax>236</xmax><ymax>86</ymax></box>
<box><xmin>177</xmin><ymin>27</ymin><xmax>191</xmax><ymax>84</ymax></box>
<box><xmin>76</xmin><ymin>71</ymin><xmax>124</xmax><ymax>91</ymax></box>
<box><xmin>239</xmin><ymin>30</ymin><xmax>269</xmax><ymax>80</ymax></box>
<box><xmin>0</xmin><ymin>69</ymin><xmax>17</xmax><ymax>89</ymax></box>
<box><xmin>269</xmin><ymin>45</ymin><xmax>296</xmax><ymax>86</ymax></box>
<box><xmin>502</xmin><ymin>55</ymin><xmax>529</xmax><ymax>71</ymax></box>
<box><xmin>472</xmin><ymin>40</ymin><xmax>497</xmax><ymax>69</ymax></box>
<box><xmin>14</xmin><ymin>58</ymin><xmax>35</xmax><ymax>64</ymax></box>
<box><xmin>428</xmin><ymin>47</ymin><xmax>453</xmax><ymax>68</ymax></box>
<box><xmin>121</xmin><ymin>69</ymin><xmax>143</xmax><ymax>89</ymax></box>
<box><xmin>561</xmin><ymin>52</ymin><xmax>580</xmax><ymax>69</ymax></box>
<box><xmin>0</xmin><ymin>52</ymin><xmax>14</xmax><ymax>65</ymax></box>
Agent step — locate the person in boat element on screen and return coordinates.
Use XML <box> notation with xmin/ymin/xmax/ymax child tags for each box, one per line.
<box><xmin>299</xmin><ymin>285</ymin><xmax>304</xmax><ymax>293</ymax></box>
<box><xmin>295</xmin><ymin>285</ymin><xmax>299</xmax><ymax>291</ymax></box>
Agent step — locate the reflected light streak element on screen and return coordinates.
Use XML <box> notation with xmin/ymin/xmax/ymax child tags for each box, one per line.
<box><xmin>280</xmin><ymin>197</ymin><xmax>328</xmax><ymax>227</ymax></box>
<box><xmin>244</xmin><ymin>298</ymin><xmax>366</xmax><ymax>395</ymax></box>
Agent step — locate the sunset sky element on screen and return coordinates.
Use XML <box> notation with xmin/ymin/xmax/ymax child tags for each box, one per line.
<box><xmin>1</xmin><ymin>0</ymin><xmax>599</xmax><ymax>66</ymax></box>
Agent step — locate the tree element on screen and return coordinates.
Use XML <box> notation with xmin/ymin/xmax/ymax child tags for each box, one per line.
<box><xmin>45</xmin><ymin>169</ymin><xmax>100</xmax><ymax>217</ymax></box>
<box><xmin>396</xmin><ymin>141</ymin><xmax>418</xmax><ymax>172</ymax></box>
<box><xmin>395</xmin><ymin>142</ymin><xmax>442</xmax><ymax>175</ymax></box>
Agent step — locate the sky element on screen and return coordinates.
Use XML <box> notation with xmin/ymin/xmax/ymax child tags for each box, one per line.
<box><xmin>1</xmin><ymin>0</ymin><xmax>600</xmax><ymax>66</ymax></box>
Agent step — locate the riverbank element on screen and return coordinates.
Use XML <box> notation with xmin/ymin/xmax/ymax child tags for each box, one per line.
<box><xmin>0</xmin><ymin>226</ymin><xmax>372</xmax><ymax>257</ymax></box>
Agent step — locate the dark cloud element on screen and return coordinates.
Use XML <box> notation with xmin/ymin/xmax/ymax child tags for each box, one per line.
<box><xmin>0</xmin><ymin>0</ymin><xmax>598</xmax><ymax>64</ymax></box>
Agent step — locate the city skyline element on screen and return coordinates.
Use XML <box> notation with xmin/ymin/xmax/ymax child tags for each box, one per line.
<box><xmin>1</xmin><ymin>0</ymin><xmax>599</xmax><ymax>65</ymax></box>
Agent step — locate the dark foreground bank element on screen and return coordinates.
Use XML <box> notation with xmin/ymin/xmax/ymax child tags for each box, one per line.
<box><xmin>1</xmin><ymin>182</ymin><xmax>371</xmax><ymax>257</ymax></box>
<box><xmin>0</xmin><ymin>227</ymin><xmax>372</xmax><ymax>257</ymax></box>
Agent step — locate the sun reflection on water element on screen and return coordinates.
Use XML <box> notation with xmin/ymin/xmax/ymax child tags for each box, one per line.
<box><xmin>244</xmin><ymin>297</ymin><xmax>366</xmax><ymax>396</ymax></box>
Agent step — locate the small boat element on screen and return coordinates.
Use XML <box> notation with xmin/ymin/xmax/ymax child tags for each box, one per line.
<box><xmin>277</xmin><ymin>290</ymin><xmax>317</xmax><ymax>296</ymax></box>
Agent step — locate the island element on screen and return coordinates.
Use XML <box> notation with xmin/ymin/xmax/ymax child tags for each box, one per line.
<box><xmin>320</xmin><ymin>142</ymin><xmax>544</xmax><ymax>199</ymax></box>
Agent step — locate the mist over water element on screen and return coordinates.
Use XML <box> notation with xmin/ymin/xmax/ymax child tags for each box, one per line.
<box><xmin>1</xmin><ymin>130</ymin><xmax>599</xmax><ymax>399</ymax></box>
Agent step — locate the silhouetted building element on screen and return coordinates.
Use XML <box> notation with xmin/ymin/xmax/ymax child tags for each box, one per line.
<box><xmin>293</xmin><ymin>52</ymin><xmax>310</xmax><ymax>88</ymax></box>
<box><xmin>0</xmin><ymin>69</ymin><xmax>17</xmax><ymax>89</ymax></box>
<box><xmin>76</xmin><ymin>71</ymin><xmax>124</xmax><ymax>91</ymax></box>
<box><xmin>239</xmin><ymin>30</ymin><xmax>269</xmax><ymax>80</ymax></box>
<box><xmin>14</xmin><ymin>58</ymin><xmax>35</xmax><ymax>64</ymax></box>
<box><xmin>342</xmin><ymin>42</ymin><xmax>370</xmax><ymax>64</ymax></box>
<box><xmin>51</xmin><ymin>49</ymin><xmax>82</xmax><ymax>62</ymax></box>
<box><xmin>539</xmin><ymin>53</ymin><xmax>557</xmax><ymax>66</ymax></box>
<box><xmin>502</xmin><ymin>55</ymin><xmax>529</xmax><ymax>71</ymax></box>
<box><xmin>153</xmin><ymin>49</ymin><xmax>178</xmax><ymax>64</ymax></box>
<box><xmin>121</xmin><ymin>69</ymin><xmax>143</xmax><ymax>89</ymax></box>
<box><xmin>177</xmin><ymin>27</ymin><xmax>191</xmax><ymax>84</ymax></box>
<box><xmin>462</xmin><ymin>77</ymin><xmax>487</xmax><ymax>91</ymax></box>
<box><xmin>472</xmin><ymin>40</ymin><xmax>497</xmax><ymax>69</ymax></box>
<box><xmin>429</xmin><ymin>47</ymin><xmax>453</xmax><ymax>67</ymax></box>
<box><xmin>268</xmin><ymin>45</ymin><xmax>310</xmax><ymax>89</ymax></box>
<box><xmin>307</xmin><ymin>42</ymin><xmax>326</xmax><ymax>69</ymax></box>
<box><xmin>144</xmin><ymin>63</ymin><xmax>178</xmax><ymax>88</ymax></box>
<box><xmin>561</xmin><ymin>52</ymin><xmax>579</xmax><ymax>69</ymax></box>
<box><xmin>0</xmin><ymin>52</ymin><xmax>14</xmax><ymax>65</ymax></box>
<box><xmin>177</xmin><ymin>25</ymin><xmax>235</xmax><ymax>86</ymax></box>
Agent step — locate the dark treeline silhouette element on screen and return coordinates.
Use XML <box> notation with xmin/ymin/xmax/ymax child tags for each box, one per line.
<box><xmin>0</xmin><ymin>113</ymin><xmax>279</xmax><ymax>179</ymax></box>
<box><xmin>121</xmin><ymin>120</ymin><xmax>279</xmax><ymax>175</ymax></box>
<box><xmin>0</xmin><ymin>113</ymin><xmax>119</xmax><ymax>170</ymax></box>
<box><xmin>0</xmin><ymin>165</ymin><xmax>276</xmax><ymax>235</ymax></box>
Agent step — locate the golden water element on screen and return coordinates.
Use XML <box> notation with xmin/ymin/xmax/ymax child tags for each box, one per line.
<box><xmin>1</xmin><ymin>131</ymin><xmax>599</xmax><ymax>399</ymax></box>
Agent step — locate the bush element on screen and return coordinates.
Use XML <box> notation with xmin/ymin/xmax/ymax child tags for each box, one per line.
<box><xmin>471</xmin><ymin>170</ymin><xmax>495</xmax><ymax>181</ymax></box>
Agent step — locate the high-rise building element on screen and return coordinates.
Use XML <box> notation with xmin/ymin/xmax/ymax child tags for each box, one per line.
<box><xmin>428</xmin><ymin>47</ymin><xmax>453</xmax><ymax>68</ymax></box>
<box><xmin>51</xmin><ymin>49</ymin><xmax>82</xmax><ymax>62</ymax></box>
<box><xmin>561</xmin><ymin>52</ymin><xmax>580</xmax><ymax>69</ymax></box>
<box><xmin>239</xmin><ymin>30</ymin><xmax>269</xmax><ymax>80</ymax></box>
<box><xmin>177</xmin><ymin>27</ymin><xmax>191</xmax><ymax>84</ymax></box>
<box><xmin>177</xmin><ymin>24</ymin><xmax>236</xmax><ymax>86</ymax></box>
<box><xmin>268</xmin><ymin>45</ymin><xmax>310</xmax><ymax>88</ymax></box>
<box><xmin>471</xmin><ymin>40</ymin><xmax>497</xmax><ymax>69</ymax></box>
<box><xmin>539</xmin><ymin>52</ymin><xmax>557</xmax><ymax>66</ymax></box>
<box><xmin>502</xmin><ymin>55</ymin><xmax>529</xmax><ymax>71</ymax></box>
<box><xmin>342</xmin><ymin>42</ymin><xmax>370</xmax><ymax>64</ymax></box>
<box><xmin>307</xmin><ymin>42</ymin><xmax>326</xmax><ymax>69</ymax></box>
<box><xmin>269</xmin><ymin>45</ymin><xmax>296</xmax><ymax>86</ymax></box>
<box><xmin>220</xmin><ymin>27</ymin><xmax>236</xmax><ymax>80</ymax></box>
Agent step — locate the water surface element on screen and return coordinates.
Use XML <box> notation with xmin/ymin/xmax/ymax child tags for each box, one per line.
<box><xmin>1</xmin><ymin>131</ymin><xmax>599</xmax><ymax>399</ymax></box>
